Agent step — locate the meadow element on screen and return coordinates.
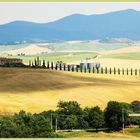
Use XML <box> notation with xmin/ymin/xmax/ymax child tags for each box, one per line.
<box><xmin>7</xmin><ymin>52</ymin><xmax>97</xmax><ymax>64</ymax></box>
<box><xmin>58</xmin><ymin>127</ymin><xmax>140</xmax><ymax>138</ymax></box>
<box><xmin>0</xmin><ymin>68</ymin><xmax>140</xmax><ymax>114</ymax></box>
<box><xmin>102</xmin><ymin>52</ymin><xmax>140</xmax><ymax>60</ymax></box>
<box><xmin>48</xmin><ymin>41</ymin><xmax>129</xmax><ymax>51</ymax></box>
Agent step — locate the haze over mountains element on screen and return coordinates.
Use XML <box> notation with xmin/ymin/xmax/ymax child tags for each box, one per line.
<box><xmin>0</xmin><ymin>9</ymin><xmax>140</xmax><ymax>44</ymax></box>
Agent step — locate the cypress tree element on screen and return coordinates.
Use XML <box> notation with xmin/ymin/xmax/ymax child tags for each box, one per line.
<box><xmin>118</xmin><ymin>68</ymin><xmax>120</xmax><ymax>75</ymax></box>
<box><xmin>105</xmin><ymin>67</ymin><xmax>107</xmax><ymax>74</ymax></box>
<box><xmin>32</xmin><ymin>62</ymin><xmax>34</xmax><ymax>67</ymax></box>
<box><xmin>88</xmin><ymin>67</ymin><xmax>91</xmax><ymax>73</ymax></box>
<box><xmin>72</xmin><ymin>65</ymin><xmax>74</xmax><ymax>72</ymax></box>
<box><xmin>122</xmin><ymin>68</ymin><xmax>124</xmax><ymax>75</ymax></box>
<box><xmin>109</xmin><ymin>67</ymin><xmax>112</xmax><ymax>74</ymax></box>
<box><xmin>135</xmin><ymin>69</ymin><xmax>137</xmax><ymax>76</ymax></box>
<box><xmin>64</xmin><ymin>64</ymin><xmax>66</xmax><ymax>71</ymax></box>
<box><xmin>60</xmin><ymin>63</ymin><xmax>62</xmax><ymax>70</ymax></box>
<box><xmin>34</xmin><ymin>59</ymin><xmax>37</xmax><ymax>67</ymax></box>
<box><xmin>126</xmin><ymin>68</ymin><xmax>129</xmax><ymax>75</ymax></box>
<box><xmin>42</xmin><ymin>60</ymin><xmax>46</xmax><ymax>68</ymax></box>
<box><xmin>76</xmin><ymin>66</ymin><xmax>79</xmax><ymax>72</ymax></box>
<box><xmin>51</xmin><ymin>62</ymin><xmax>54</xmax><ymax>70</ymax></box>
<box><xmin>47</xmin><ymin>61</ymin><xmax>50</xmax><ymax>69</ymax></box>
<box><xmin>68</xmin><ymin>65</ymin><xmax>70</xmax><ymax>71</ymax></box>
<box><xmin>55</xmin><ymin>63</ymin><xmax>58</xmax><ymax>70</ymax></box>
<box><xmin>114</xmin><ymin>67</ymin><xmax>116</xmax><ymax>75</ymax></box>
<box><xmin>37</xmin><ymin>56</ymin><xmax>40</xmax><ymax>66</ymax></box>
<box><xmin>131</xmin><ymin>68</ymin><xmax>133</xmax><ymax>75</ymax></box>
<box><xmin>101</xmin><ymin>67</ymin><xmax>103</xmax><ymax>74</ymax></box>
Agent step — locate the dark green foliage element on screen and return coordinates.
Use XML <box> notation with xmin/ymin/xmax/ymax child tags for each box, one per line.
<box><xmin>104</xmin><ymin>101</ymin><xmax>123</xmax><ymax>131</ymax></box>
<box><xmin>57</xmin><ymin>101</ymin><xmax>83</xmax><ymax>115</ymax></box>
<box><xmin>118</xmin><ymin>68</ymin><xmax>120</xmax><ymax>75</ymax></box>
<box><xmin>114</xmin><ymin>67</ymin><xmax>116</xmax><ymax>75</ymax></box>
<box><xmin>127</xmin><ymin>68</ymin><xmax>129</xmax><ymax>75</ymax></box>
<box><xmin>34</xmin><ymin>59</ymin><xmax>37</xmax><ymax>67</ymax></box>
<box><xmin>84</xmin><ymin>106</ymin><xmax>104</xmax><ymax>131</ymax></box>
<box><xmin>60</xmin><ymin>63</ymin><xmax>62</xmax><ymax>70</ymax></box>
<box><xmin>37</xmin><ymin>56</ymin><xmax>40</xmax><ymax>66</ymax></box>
<box><xmin>68</xmin><ymin>65</ymin><xmax>70</xmax><ymax>71</ymax></box>
<box><xmin>101</xmin><ymin>67</ymin><xmax>103</xmax><ymax>74</ymax></box>
<box><xmin>47</xmin><ymin>61</ymin><xmax>50</xmax><ymax>69</ymax></box>
<box><xmin>135</xmin><ymin>69</ymin><xmax>137</xmax><ymax>75</ymax></box>
<box><xmin>131</xmin><ymin>101</ymin><xmax>140</xmax><ymax>113</ymax></box>
<box><xmin>51</xmin><ymin>62</ymin><xmax>54</xmax><ymax>70</ymax></box>
<box><xmin>71</xmin><ymin>65</ymin><xmax>74</xmax><ymax>72</ymax></box>
<box><xmin>109</xmin><ymin>68</ymin><xmax>112</xmax><ymax>74</ymax></box>
<box><xmin>1</xmin><ymin>62</ymin><xmax>25</xmax><ymax>67</ymax></box>
<box><xmin>57</xmin><ymin>101</ymin><xmax>83</xmax><ymax>130</ymax></box>
<box><xmin>122</xmin><ymin>68</ymin><xmax>124</xmax><ymax>75</ymax></box>
<box><xmin>88</xmin><ymin>67</ymin><xmax>91</xmax><ymax>73</ymax></box>
<box><xmin>131</xmin><ymin>68</ymin><xmax>133</xmax><ymax>75</ymax></box>
<box><xmin>42</xmin><ymin>60</ymin><xmax>46</xmax><ymax>68</ymax></box>
<box><xmin>55</xmin><ymin>63</ymin><xmax>58</xmax><ymax>70</ymax></box>
<box><xmin>64</xmin><ymin>64</ymin><xmax>66</xmax><ymax>71</ymax></box>
<box><xmin>0</xmin><ymin>100</ymin><xmax>140</xmax><ymax>137</ymax></box>
<box><xmin>105</xmin><ymin>67</ymin><xmax>107</xmax><ymax>74</ymax></box>
<box><xmin>0</xmin><ymin>110</ymin><xmax>58</xmax><ymax>138</ymax></box>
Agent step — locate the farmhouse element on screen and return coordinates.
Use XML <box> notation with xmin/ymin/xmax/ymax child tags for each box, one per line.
<box><xmin>80</xmin><ymin>60</ymin><xmax>100</xmax><ymax>69</ymax></box>
<box><xmin>0</xmin><ymin>58</ymin><xmax>23</xmax><ymax>66</ymax></box>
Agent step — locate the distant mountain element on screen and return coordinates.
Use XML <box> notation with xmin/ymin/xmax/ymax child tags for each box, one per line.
<box><xmin>0</xmin><ymin>9</ymin><xmax>140</xmax><ymax>44</ymax></box>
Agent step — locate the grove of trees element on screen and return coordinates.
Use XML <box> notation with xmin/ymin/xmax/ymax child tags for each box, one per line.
<box><xmin>0</xmin><ymin>100</ymin><xmax>140</xmax><ymax>137</ymax></box>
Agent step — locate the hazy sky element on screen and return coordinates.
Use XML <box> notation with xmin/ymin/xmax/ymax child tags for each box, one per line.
<box><xmin>0</xmin><ymin>2</ymin><xmax>140</xmax><ymax>24</ymax></box>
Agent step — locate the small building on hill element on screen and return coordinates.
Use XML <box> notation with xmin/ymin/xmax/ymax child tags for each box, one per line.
<box><xmin>80</xmin><ymin>59</ymin><xmax>100</xmax><ymax>70</ymax></box>
<box><xmin>0</xmin><ymin>58</ymin><xmax>23</xmax><ymax>66</ymax></box>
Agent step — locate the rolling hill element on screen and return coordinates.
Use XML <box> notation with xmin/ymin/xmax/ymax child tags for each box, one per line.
<box><xmin>0</xmin><ymin>68</ymin><xmax>140</xmax><ymax>114</ymax></box>
<box><xmin>0</xmin><ymin>9</ymin><xmax>140</xmax><ymax>44</ymax></box>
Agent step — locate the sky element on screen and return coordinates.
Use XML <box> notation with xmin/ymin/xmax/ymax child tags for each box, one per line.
<box><xmin>0</xmin><ymin>2</ymin><xmax>140</xmax><ymax>24</ymax></box>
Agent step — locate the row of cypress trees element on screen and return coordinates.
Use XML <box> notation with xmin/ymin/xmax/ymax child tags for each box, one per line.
<box><xmin>28</xmin><ymin>57</ymin><xmax>140</xmax><ymax>76</ymax></box>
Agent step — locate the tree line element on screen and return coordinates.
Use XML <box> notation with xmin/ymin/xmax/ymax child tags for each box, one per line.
<box><xmin>0</xmin><ymin>100</ymin><xmax>140</xmax><ymax>138</ymax></box>
<box><xmin>29</xmin><ymin>57</ymin><xmax>140</xmax><ymax>76</ymax></box>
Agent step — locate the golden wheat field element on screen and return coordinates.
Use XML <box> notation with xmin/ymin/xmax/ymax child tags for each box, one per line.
<box><xmin>0</xmin><ymin>67</ymin><xmax>140</xmax><ymax>114</ymax></box>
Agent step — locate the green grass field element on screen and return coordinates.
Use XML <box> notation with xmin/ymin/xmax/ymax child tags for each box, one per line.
<box><xmin>7</xmin><ymin>52</ymin><xmax>97</xmax><ymax>64</ymax></box>
<box><xmin>49</xmin><ymin>42</ymin><xmax>129</xmax><ymax>51</ymax></box>
<box><xmin>102</xmin><ymin>53</ymin><xmax>140</xmax><ymax>60</ymax></box>
<box><xmin>58</xmin><ymin>127</ymin><xmax>140</xmax><ymax>138</ymax></box>
<box><xmin>0</xmin><ymin>68</ymin><xmax>140</xmax><ymax>114</ymax></box>
<box><xmin>0</xmin><ymin>41</ymin><xmax>129</xmax><ymax>52</ymax></box>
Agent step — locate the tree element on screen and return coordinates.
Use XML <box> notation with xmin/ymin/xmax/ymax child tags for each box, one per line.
<box><xmin>57</xmin><ymin>101</ymin><xmax>83</xmax><ymax>130</ymax></box>
<box><xmin>42</xmin><ymin>60</ymin><xmax>46</xmax><ymax>68</ymax></box>
<box><xmin>84</xmin><ymin>106</ymin><xmax>104</xmax><ymax>131</ymax></box>
<box><xmin>131</xmin><ymin>101</ymin><xmax>140</xmax><ymax>113</ymax></box>
<box><xmin>63</xmin><ymin>115</ymin><xmax>78</xmax><ymax>130</ymax></box>
<box><xmin>104</xmin><ymin>101</ymin><xmax>123</xmax><ymax>131</ymax></box>
<box><xmin>34</xmin><ymin>59</ymin><xmax>37</xmax><ymax>67</ymax></box>
<box><xmin>57</xmin><ymin>101</ymin><xmax>83</xmax><ymax>115</ymax></box>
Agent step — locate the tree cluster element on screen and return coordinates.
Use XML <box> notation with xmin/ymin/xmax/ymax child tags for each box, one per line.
<box><xmin>0</xmin><ymin>100</ymin><xmax>140</xmax><ymax>137</ymax></box>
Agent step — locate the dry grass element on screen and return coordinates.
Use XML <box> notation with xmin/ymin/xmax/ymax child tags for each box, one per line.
<box><xmin>98</xmin><ymin>58</ymin><xmax>140</xmax><ymax>69</ymax></box>
<box><xmin>0</xmin><ymin>68</ymin><xmax>140</xmax><ymax>114</ymax></box>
